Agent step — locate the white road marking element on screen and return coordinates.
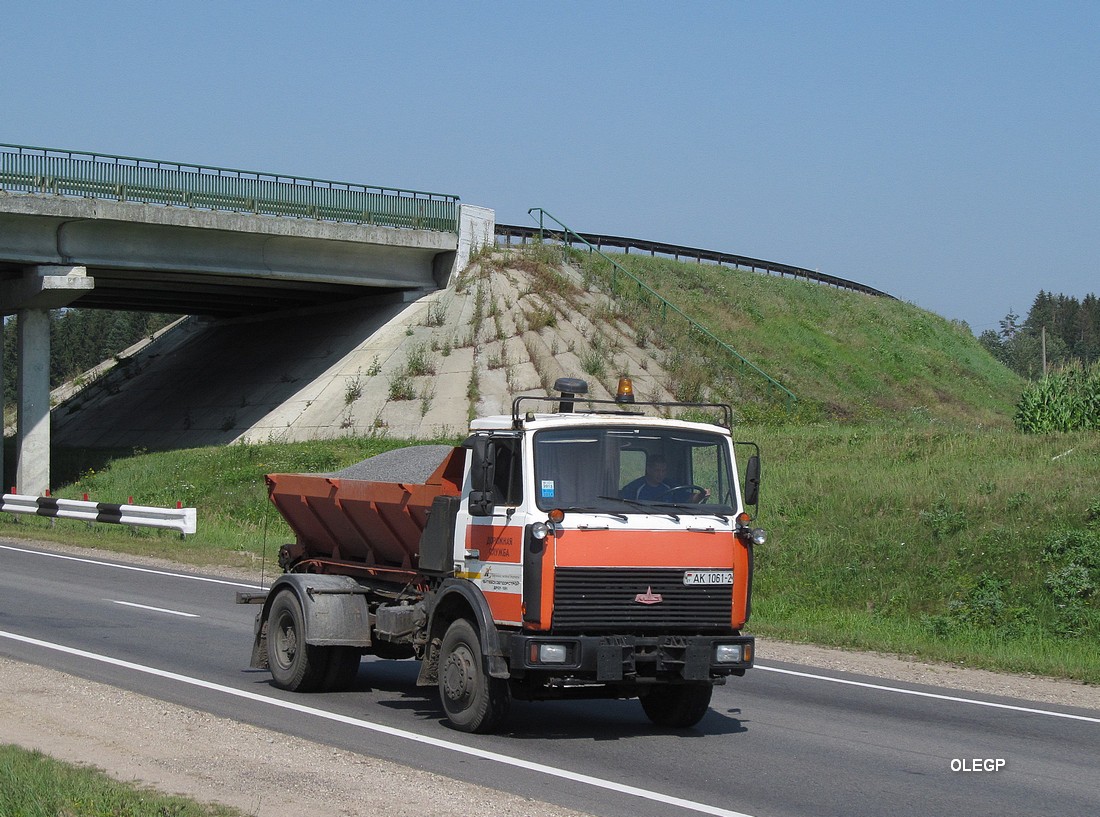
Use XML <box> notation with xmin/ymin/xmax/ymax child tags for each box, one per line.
<box><xmin>109</xmin><ymin>600</ymin><xmax>199</xmax><ymax>618</ymax></box>
<box><xmin>0</xmin><ymin>630</ymin><xmax>756</xmax><ymax>817</ymax></box>
<box><xmin>7</xmin><ymin>542</ymin><xmax>1096</xmax><ymax>795</ymax></box>
<box><xmin>755</xmin><ymin>664</ymin><xmax>1100</xmax><ymax>724</ymax></box>
<box><xmin>0</xmin><ymin>543</ymin><xmax>265</xmax><ymax>590</ymax></box>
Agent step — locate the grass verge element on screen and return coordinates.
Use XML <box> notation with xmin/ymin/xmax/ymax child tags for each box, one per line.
<box><xmin>749</xmin><ymin>423</ymin><xmax>1100</xmax><ymax>681</ymax></box>
<box><xmin>0</xmin><ymin>744</ymin><xmax>247</xmax><ymax>817</ymax></box>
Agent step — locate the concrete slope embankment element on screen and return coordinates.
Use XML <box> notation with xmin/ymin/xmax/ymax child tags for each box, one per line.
<box><xmin>51</xmin><ymin>253</ymin><xmax>676</xmax><ymax>449</ymax></box>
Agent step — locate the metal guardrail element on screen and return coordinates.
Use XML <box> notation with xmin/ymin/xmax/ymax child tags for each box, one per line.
<box><xmin>515</xmin><ymin>208</ymin><xmax>797</xmax><ymax>408</ymax></box>
<box><xmin>1</xmin><ymin>492</ymin><xmax>197</xmax><ymax>536</ymax></box>
<box><xmin>497</xmin><ymin>222</ymin><xmax>894</xmax><ymax>299</ymax></box>
<box><xmin>0</xmin><ymin>143</ymin><xmax>459</xmax><ymax>232</ymax></box>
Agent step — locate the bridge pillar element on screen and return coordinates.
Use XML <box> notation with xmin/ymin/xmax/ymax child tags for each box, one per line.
<box><xmin>2</xmin><ymin>266</ymin><xmax>94</xmax><ymax>495</ymax></box>
<box><xmin>16</xmin><ymin>308</ymin><xmax>51</xmax><ymax>495</ymax></box>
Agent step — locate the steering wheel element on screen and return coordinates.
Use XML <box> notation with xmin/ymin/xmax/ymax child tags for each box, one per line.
<box><xmin>658</xmin><ymin>484</ymin><xmax>710</xmax><ymax>503</ymax></box>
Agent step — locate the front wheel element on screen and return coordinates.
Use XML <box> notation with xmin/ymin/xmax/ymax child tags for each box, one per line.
<box><xmin>639</xmin><ymin>683</ymin><xmax>714</xmax><ymax>728</ymax></box>
<box><xmin>438</xmin><ymin>618</ymin><xmax>510</xmax><ymax>733</ymax></box>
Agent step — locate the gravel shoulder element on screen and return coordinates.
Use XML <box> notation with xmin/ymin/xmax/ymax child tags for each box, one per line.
<box><xmin>2</xmin><ymin>540</ymin><xmax>1098</xmax><ymax>816</ymax></box>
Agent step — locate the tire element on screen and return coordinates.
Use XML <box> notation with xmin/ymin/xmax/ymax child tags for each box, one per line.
<box><xmin>437</xmin><ymin>618</ymin><xmax>510</xmax><ymax>733</ymax></box>
<box><xmin>266</xmin><ymin>591</ymin><xmax>331</xmax><ymax>692</ymax></box>
<box><xmin>639</xmin><ymin>683</ymin><xmax>714</xmax><ymax>728</ymax></box>
<box><xmin>323</xmin><ymin>647</ymin><xmax>361</xmax><ymax>691</ymax></box>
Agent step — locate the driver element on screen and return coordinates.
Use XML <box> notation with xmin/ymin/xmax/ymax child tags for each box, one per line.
<box><xmin>621</xmin><ymin>454</ymin><xmax>711</xmax><ymax>503</ymax></box>
<box><xmin>621</xmin><ymin>455</ymin><xmax>671</xmax><ymax>501</ymax></box>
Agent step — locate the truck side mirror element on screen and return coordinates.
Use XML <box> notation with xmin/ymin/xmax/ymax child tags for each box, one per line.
<box><xmin>466</xmin><ymin>436</ymin><xmax>497</xmax><ymax>517</ymax></box>
<box><xmin>743</xmin><ymin>455</ymin><xmax>761</xmax><ymax>507</ymax></box>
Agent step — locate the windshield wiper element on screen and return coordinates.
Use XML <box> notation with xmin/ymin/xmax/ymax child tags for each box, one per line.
<box><xmin>642</xmin><ymin>502</ymin><xmax>683</xmax><ymax>521</ymax></box>
<box><xmin>597</xmin><ymin>495</ymin><xmax>646</xmax><ymax>511</ymax></box>
<box><xmin>650</xmin><ymin>501</ymin><xmax>734</xmax><ymax>525</ymax></box>
<box><xmin>559</xmin><ymin>505</ymin><xmax>628</xmax><ymax>523</ymax></box>
<box><xmin>598</xmin><ymin>496</ymin><xmax>679</xmax><ymax>522</ymax></box>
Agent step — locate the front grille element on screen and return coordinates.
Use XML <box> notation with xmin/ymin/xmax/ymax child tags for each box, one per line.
<box><xmin>551</xmin><ymin>568</ymin><xmax>732</xmax><ymax>633</ymax></box>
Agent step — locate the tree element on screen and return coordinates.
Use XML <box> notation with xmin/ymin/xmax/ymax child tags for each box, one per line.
<box><xmin>2</xmin><ymin>309</ymin><xmax>175</xmax><ymax>405</ymax></box>
<box><xmin>999</xmin><ymin>309</ymin><xmax>1021</xmax><ymax>342</ymax></box>
<box><xmin>1073</xmin><ymin>293</ymin><xmax>1100</xmax><ymax>364</ymax></box>
<box><xmin>979</xmin><ymin>328</ymin><xmax>1013</xmax><ymax>367</ymax></box>
<box><xmin>989</xmin><ymin>290</ymin><xmax>1100</xmax><ymax>379</ymax></box>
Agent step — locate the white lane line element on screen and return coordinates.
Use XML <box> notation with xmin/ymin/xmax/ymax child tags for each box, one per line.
<box><xmin>0</xmin><ymin>630</ymin><xmax>755</xmax><ymax>817</ymax></box>
<box><xmin>109</xmin><ymin>600</ymin><xmax>199</xmax><ymax>618</ymax></box>
<box><xmin>0</xmin><ymin>543</ymin><xmax>264</xmax><ymax>590</ymax></box>
<box><xmin>6</xmin><ymin>542</ymin><xmax>1093</xmax><ymax>727</ymax></box>
<box><xmin>755</xmin><ymin>664</ymin><xmax>1100</xmax><ymax>724</ymax></box>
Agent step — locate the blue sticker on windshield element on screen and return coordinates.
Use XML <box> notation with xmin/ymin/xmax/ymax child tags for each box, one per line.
<box><xmin>541</xmin><ymin>480</ymin><xmax>555</xmax><ymax>498</ymax></box>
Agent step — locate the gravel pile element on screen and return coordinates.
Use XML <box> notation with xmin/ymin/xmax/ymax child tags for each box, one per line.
<box><xmin>329</xmin><ymin>444</ymin><xmax>457</xmax><ymax>484</ymax></box>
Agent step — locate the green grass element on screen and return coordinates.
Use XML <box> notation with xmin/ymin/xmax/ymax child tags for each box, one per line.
<box><xmin>576</xmin><ymin>252</ymin><xmax>1025</xmax><ymax>425</ymax></box>
<box><xmin>748</xmin><ymin>423</ymin><xmax>1100</xmax><ymax>681</ymax></box>
<box><xmin>7</xmin><ymin>422</ymin><xmax>1099</xmax><ymax>683</ymax></box>
<box><xmin>0</xmin><ymin>744</ymin><xmax>247</xmax><ymax>817</ymax></box>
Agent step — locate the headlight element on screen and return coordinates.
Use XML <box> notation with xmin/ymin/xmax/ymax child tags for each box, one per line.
<box><xmin>751</xmin><ymin>528</ymin><xmax>767</xmax><ymax>545</ymax></box>
<box><xmin>531</xmin><ymin>643</ymin><xmax>568</xmax><ymax>664</ymax></box>
<box><xmin>530</xmin><ymin>521</ymin><xmax>550</xmax><ymax>541</ymax></box>
<box><xmin>715</xmin><ymin>644</ymin><xmax>743</xmax><ymax>663</ymax></box>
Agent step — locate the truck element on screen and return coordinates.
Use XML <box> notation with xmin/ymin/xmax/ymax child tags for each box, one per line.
<box><xmin>241</xmin><ymin>377</ymin><xmax>765</xmax><ymax>733</ymax></box>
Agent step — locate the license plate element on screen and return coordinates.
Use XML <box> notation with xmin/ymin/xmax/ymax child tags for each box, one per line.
<box><xmin>683</xmin><ymin>571</ymin><xmax>733</xmax><ymax>586</ymax></box>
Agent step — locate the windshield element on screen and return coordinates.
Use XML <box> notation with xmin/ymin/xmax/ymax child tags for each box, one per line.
<box><xmin>533</xmin><ymin>426</ymin><xmax>738</xmax><ymax>515</ymax></box>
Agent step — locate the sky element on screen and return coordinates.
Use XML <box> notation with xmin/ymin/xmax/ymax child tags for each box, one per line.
<box><xmin>3</xmin><ymin>1</ymin><xmax>1097</xmax><ymax>336</ymax></box>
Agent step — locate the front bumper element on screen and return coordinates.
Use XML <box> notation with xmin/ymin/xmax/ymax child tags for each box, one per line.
<box><xmin>507</xmin><ymin>632</ymin><xmax>754</xmax><ymax>682</ymax></box>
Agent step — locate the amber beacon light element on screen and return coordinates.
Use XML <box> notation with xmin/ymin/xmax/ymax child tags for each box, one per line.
<box><xmin>615</xmin><ymin>377</ymin><xmax>636</xmax><ymax>403</ymax></box>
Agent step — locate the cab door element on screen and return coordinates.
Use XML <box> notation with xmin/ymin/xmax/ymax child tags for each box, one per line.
<box><xmin>458</xmin><ymin>434</ymin><xmax>527</xmax><ymax>625</ymax></box>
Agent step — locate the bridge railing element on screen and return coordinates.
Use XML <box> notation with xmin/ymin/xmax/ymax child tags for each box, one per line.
<box><xmin>513</xmin><ymin>208</ymin><xmax>797</xmax><ymax>409</ymax></box>
<box><xmin>0</xmin><ymin>143</ymin><xmax>459</xmax><ymax>232</ymax></box>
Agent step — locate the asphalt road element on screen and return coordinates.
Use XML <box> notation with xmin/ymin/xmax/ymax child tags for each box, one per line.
<box><xmin>1</xmin><ymin>540</ymin><xmax>1097</xmax><ymax>817</ymax></box>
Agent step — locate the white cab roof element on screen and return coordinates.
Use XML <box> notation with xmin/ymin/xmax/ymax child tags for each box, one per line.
<box><xmin>468</xmin><ymin>411</ymin><xmax>731</xmax><ymax>436</ymax></box>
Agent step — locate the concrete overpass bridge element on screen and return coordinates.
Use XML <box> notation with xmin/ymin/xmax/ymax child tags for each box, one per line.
<box><xmin>0</xmin><ymin>143</ymin><xmax>493</xmax><ymax>494</ymax></box>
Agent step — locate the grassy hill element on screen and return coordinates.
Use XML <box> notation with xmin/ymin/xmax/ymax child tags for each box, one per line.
<box><xmin>6</xmin><ymin>247</ymin><xmax>1099</xmax><ymax>683</ymax></box>
<box><xmin>574</xmin><ymin>250</ymin><xmax>1024</xmax><ymax>425</ymax></box>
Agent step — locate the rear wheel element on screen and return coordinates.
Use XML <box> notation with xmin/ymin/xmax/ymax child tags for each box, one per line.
<box><xmin>323</xmin><ymin>647</ymin><xmax>361</xmax><ymax>691</ymax></box>
<box><xmin>267</xmin><ymin>591</ymin><xmax>331</xmax><ymax>692</ymax></box>
<box><xmin>438</xmin><ymin>618</ymin><xmax>509</xmax><ymax>733</ymax></box>
<box><xmin>639</xmin><ymin>683</ymin><xmax>714</xmax><ymax>728</ymax></box>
